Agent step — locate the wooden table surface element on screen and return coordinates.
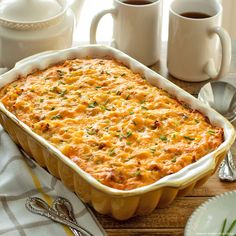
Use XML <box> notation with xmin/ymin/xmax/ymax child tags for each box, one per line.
<box><xmin>94</xmin><ymin>40</ymin><xmax>236</xmax><ymax>236</ymax></box>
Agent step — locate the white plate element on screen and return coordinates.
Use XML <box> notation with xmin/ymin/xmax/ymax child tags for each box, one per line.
<box><xmin>185</xmin><ymin>190</ymin><xmax>236</xmax><ymax>236</ymax></box>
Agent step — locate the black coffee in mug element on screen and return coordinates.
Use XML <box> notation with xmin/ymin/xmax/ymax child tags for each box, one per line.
<box><xmin>181</xmin><ymin>12</ymin><xmax>211</xmax><ymax>19</ymax></box>
<box><xmin>123</xmin><ymin>0</ymin><xmax>153</xmax><ymax>5</ymax></box>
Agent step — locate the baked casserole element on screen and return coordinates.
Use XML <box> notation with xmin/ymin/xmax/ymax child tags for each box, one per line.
<box><xmin>0</xmin><ymin>58</ymin><xmax>223</xmax><ymax>191</ymax></box>
<box><xmin>0</xmin><ymin>46</ymin><xmax>234</xmax><ymax>220</ymax></box>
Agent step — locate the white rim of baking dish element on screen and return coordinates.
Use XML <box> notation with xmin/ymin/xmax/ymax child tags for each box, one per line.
<box><xmin>0</xmin><ymin>45</ymin><xmax>235</xmax><ymax>197</ymax></box>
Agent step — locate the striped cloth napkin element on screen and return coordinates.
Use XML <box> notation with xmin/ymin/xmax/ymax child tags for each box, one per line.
<box><xmin>0</xmin><ymin>126</ymin><xmax>106</xmax><ymax>236</ymax></box>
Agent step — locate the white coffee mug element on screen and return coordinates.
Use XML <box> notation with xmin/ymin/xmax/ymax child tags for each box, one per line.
<box><xmin>167</xmin><ymin>0</ymin><xmax>231</xmax><ymax>82</ymax></box>
<box><xmin>90</xmin><ymin>0</ymin><xmax>162</xmax><ymax>66</ymax></box>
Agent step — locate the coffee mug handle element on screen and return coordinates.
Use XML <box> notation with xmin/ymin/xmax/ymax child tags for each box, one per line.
<box><xmin>90</xmin><ymin>8</ymin><xmax>117</xmax><ymax>44</ymax></box>
<box><xmin>204</xmin><ymin>27</ymin><xmax>231</xmax><ymax>79</ymax></box>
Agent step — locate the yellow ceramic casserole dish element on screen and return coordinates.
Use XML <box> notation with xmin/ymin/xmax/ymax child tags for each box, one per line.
<box><xmin>0</xmin><ymin>45</ymin><xmax>235</xmax><ymax>220</ymax></box>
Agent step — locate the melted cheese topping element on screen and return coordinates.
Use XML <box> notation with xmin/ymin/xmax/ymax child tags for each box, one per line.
<box><xmin>0</xmin><ymin>59</ymin><xmax>223</xmax><ymax>190</ymax></box>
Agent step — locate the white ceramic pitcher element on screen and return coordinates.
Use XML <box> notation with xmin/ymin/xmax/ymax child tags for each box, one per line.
<box><xmin>0</xmin><ymin>0</ymin><xmax>85</xmax><ymax>69</ymax></box>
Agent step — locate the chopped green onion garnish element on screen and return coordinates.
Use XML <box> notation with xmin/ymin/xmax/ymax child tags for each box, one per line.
<box><xmin>88</xmin><ymin>101</ymin><xmax>98</xmax><ymax>108</ymax></box>
<box><xmin>100</xmin><ymin>105</ymin><xmax>106</xmax><ymax>111</ymax></box>
<box><xmin>50</xmin><ymin>87</ymin><xmax>57</xmax><ymax>93</ymax></box>
<box><xmin>86</xmin><ymin>128</ymin><xmax>95</xmax><ymax>135</ymax></box>
<box><xmin>58</xmin><ymin>81</ymin><xmax>65</xmax><ymax>85</ymax></box>
<box><xmin>108</xmin><ymin>149</ymin><xmax>115</xmax><ymax>156</ymax></box>
<box><xmin>116</xmin><ymin>90</ymin><xmax>122</xmax><ymax>95</ymax></box>
<box><xmin>60</xmin><ymin>89</ymin><xmax>67</xmax><ymax>97</ymax></box>
<box><xmin>184</xmin><ymin>136</ymin><xmax>195</xmax><ymax>141</ymax></box>
<box><xmin>124</xmin><ymin>131</ymin><xmax>132</xmax><ymax>138</ymax></box>
<box><xmin>208</xmin><ymin>130</ymin><xmax>215</xmax><ymax>135</ymax></box>
<box><xmin>220</xmin><ymin>218</ymin><xmax>236</xmax><ymax>236</ymax></box>
<box><xmin>57</xmin><ymin>70</ymin><xmax>65</xmax><ymax>76</ymax></box>
<box><xmin>134</xmin><ymin>170</ymin><xmax>141</xmax><ymax>177</ymax></box>
<box><xmin>226</xmin><ymin>219</ymin><xmax>236</xmax><ymax>235</ymax></box>
<box><xmin>51</xmin><ymin>114</ymin><xmax>62</xmax><ymax>120</ymax></box>
<box><xmin>125</xmin><ymin>94</ymin><xmax>130</xmax><ymax>100</ymax></box>
<box><xmin>150</xmin><ymin>148</ymin><xmax>156</xmax><ymax>154</ymax></box>
<box><xmin>159</xmin><ymin>135</ymin><xmax>167</xmax><ymax>141</ymax></box>
<box><xmin>125</xmin><ymin>156</ymin><xmax>135</xmax><ymax>162</ymax></box>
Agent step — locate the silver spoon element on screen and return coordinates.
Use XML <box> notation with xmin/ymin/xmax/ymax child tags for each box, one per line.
<box><xmin>25</xmin><ymin>197</ymin><xmax>93</xmax><ymax>236</ymax></box>
<box><xmin>198</xmin><ymin>81</ymin><xmax>236</xmax><ymax>181</ymax></box>
<box><xmin>52</xmin><ymin>197</ymin><xmax>82</xmax><ymax>236</ymax></box>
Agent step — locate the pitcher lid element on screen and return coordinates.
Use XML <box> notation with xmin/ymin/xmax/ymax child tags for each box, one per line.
<box><xmin>0</xmin><ymin>0</ymin><xmax>64</xmax><ymax>23</ymax></box>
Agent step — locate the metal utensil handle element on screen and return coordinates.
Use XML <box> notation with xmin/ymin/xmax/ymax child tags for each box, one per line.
<box><xmin>219</xmin><ymin>150</ymin><xmax>236</xmax><ymax>182</ymax></box>
<box><xmin>52</xmin><ymin>197</ymin><xmax>82</xmax><ymax>236</ymax></box>
<box><xmin>70</xmin><ymin>227</ymin><xmax>82</xmax><ymax>236</ymax></box>
<box><xmin>26</xmin><ymin>197</ymin><xmax>93</xmax><ymax>236</ymax></box>
<box><xmin>49</xmin><ymin>213</ymin><xmax>93</xmax><ymax>236</ymax></box>
<box><xmin>52</xmin><ymin>197</ymin><xmax>77</xmax><ymax>223</ymax></box>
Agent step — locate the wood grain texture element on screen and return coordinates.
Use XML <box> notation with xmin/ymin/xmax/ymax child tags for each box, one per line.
<box><xmin>96</xmin><ymin>40</ymin><xmax>236</xmax><ymax>236</ymax></box>
<box><xmin>106</xmin><ymin>229</ymin><xmax>183</xmax><ymax>236</ymax></box>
